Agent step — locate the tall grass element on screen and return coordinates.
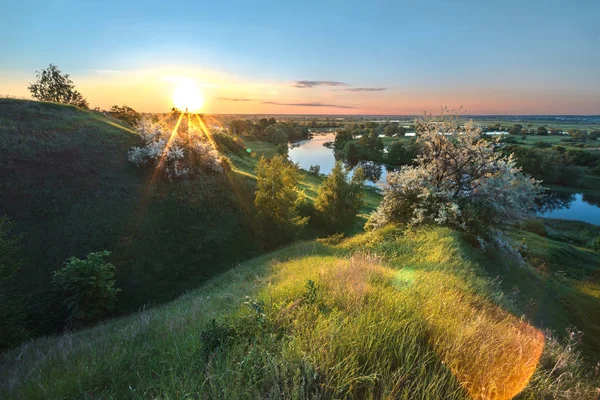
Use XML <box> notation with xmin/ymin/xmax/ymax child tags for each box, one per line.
<box><xmin>2</xmin><ymin>226</ymin><xmax>598</xmax><ymax>399</ymax></box>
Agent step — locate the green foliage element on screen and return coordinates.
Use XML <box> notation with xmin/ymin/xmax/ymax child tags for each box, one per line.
<box><xmin>27</xmin><ymin>64</ymin><xmax>89</xmax><ymax>109</ymax></box>
<box><xmin>386</xmin><ymin>140</ymin><xmax>420</xmax><ymax>165</ymax></box>
<box><xmin>254</xmin><ymin>155</ymin><xmax>308</xmax><ymax>247</ymax></box>
<box><xmin>108</xmin><ymin>105</ymin><xmax>141</xmax><ymax>127</ymax></box>
<box><xmin>314</xmin><ymin>162</ymin><xmax>365</xmax><ymax>231</ymax></box>
<box><xmin>53</xmin><ymin>251</ymin><xmax>120</xmax><ymax>325</ymax></box>
<box><xmin>509</xmin><ymin>124</ymin><xmax>523</xmax><ymax>135</ymax></box>
<box><xmin>308</xmin><ymin>164</ymin><xmax>320</xmax><ymax>174</ymax></box>
<box><xmin>520</xmin><ymin>219</ymin><xmax>547</xmax><ymax>237</ymax></box>
<box><xmin>509</xmin><ymin>146</ymin><xmax>588</xmax><ymax>187</ymax></box>
<box><xmin>265</xmin><ymin>125</ymin><xmax>288</xmax><ymax>145</ymax></box>
<box><xmin>211</xmin><ymin>131</ymin><xmax>247</xmax><ymax>156</ymax></box>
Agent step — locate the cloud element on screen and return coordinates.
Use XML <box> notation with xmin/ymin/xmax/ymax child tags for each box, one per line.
<box><xmin>292</xmin><ymin>80</ymin><xmax>347</xmax><ymax>88</ymax></box>
<box><xmin>261</xmin><ymin>101</ymin><xmax>355</xmax><ymax>109</ymax></box>
<box><xmin>343</xmin><ymin>87</ymin><xmax>387</xmax><ymax>92</ymax></box>
<box><xmin>216</xmin><ymin>97</ymin><xmax>257</xmax><ymax>102</ymax></box>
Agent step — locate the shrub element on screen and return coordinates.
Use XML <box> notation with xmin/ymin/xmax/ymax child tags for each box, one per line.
<box><xmin>254</xmin><ymin>155</ymin><xmax>308</xmax><ymax>247</ymax></box>
<box><xmin>52</xmin><ymin>251</ymin><xmax>120</xmax><ymax>325</ymax></box>
<box><xmin>534</xmin><ymin>141</ymin><xmax>552</xmax><ymax>149</ymax></box>
<box><xmin>212</xmin><ymin>131</ymin><xmax>247</xmax><ymax>156</ymax></box>
<box><xmin>108</xmin><ymin>105</ymin><xmax>141</xmax><ymax>127</ymax></box>
<box><xmin>369</xmin><ymin>108</ymin><xmax>541</xmax><ymax>239</ymax></box>
<box><xmin>521</xmin><ymin>219</ymin><xmax>547</xmax><ymax>237</ymax></box>
<box><xmin>127</xmin><ymin>118</ymin><xmax>222</xmax><ymax>180</ymax></box>
<box><xmin>314</xmin><ymin>162</ymin><xmax>365</xmax><ymax>231</ymax></box>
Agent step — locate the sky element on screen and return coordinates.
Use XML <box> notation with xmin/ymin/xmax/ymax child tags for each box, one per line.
<box><xmin>1</xmin><ymin>0</ymin><xmax>599</xmax><ymax>115</ymax></box>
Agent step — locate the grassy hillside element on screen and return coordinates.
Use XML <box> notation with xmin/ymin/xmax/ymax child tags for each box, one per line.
<box><xmin>0</xmin><ymin>99</ymin><xmax>263</xmax><ymax>341</ymax></box>
<box><xmin>1</xmin><ymin>225</ymin><xmax>598</xmax><ymax>399</ymax></box>
<box><xmin>0</xmin><ymin>99</ymin><xmax>381</xmax><ymax>346</ymax></box>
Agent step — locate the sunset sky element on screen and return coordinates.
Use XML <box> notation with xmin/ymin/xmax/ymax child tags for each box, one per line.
<box><xmin>1</xmin><ymin>0</ymin><xmax>599</xmax><ymax>114</ymax></box>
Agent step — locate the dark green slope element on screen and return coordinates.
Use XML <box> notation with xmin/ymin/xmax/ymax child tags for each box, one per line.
<box><xmin>0</xmin><ymin>99</ymin><xmax>259</xmax><ymax>339</ymax></box>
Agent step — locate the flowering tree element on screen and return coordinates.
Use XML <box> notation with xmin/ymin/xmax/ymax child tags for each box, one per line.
<box><xmin>368</xmin><ymin>108</ymin><xmax>542</xmax><ymax>239</ymax></box>
<box><xmin>127</xmin><ymin>118</ymin><xmax>223</xmax><ymax>180</ymax></box>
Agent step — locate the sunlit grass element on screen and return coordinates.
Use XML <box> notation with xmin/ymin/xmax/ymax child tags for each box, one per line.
<box><xmin>5</xmin><ymin>226</ymin><xmax>595</xmax><ymax>399</ymax></box>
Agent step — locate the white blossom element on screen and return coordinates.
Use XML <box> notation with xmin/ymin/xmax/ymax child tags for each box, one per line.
<box><xmin>369</xmin><ymin>107</ymin><xmax>542</xmax><ymax>239</ymax></box>
<box><xmin>127</xmin><ymin>117</ymin><xmax>222</xmax><ymax>180</ymax></box>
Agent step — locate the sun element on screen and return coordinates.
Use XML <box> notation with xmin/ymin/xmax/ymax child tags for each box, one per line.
<box><xmin>172</xmin><ymin>80</ymin><xmax>205</xmax><ymax>112</ymax></box>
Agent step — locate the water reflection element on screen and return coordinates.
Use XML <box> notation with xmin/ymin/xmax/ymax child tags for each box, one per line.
<box><xmin>537</xmin><ymin>191</ymin><xmax>600</xmax><ymax>225</ymax></box>
<box><xmin>357</xmin><ymin>161</ymin><xmax>383</xmax><ymax>183</ymax></box>
<box><xmin>288</xmin><ymin>132</ymin><xmax>388</xmax><ymax>187</ymax></box>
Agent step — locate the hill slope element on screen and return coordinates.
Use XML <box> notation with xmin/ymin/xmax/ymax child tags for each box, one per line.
<box><xmin>1</xmin><ymin>226</ymin><xmax>598</xmax><ymax>399</ymax></box>
<box><xmin>0</xmin><ymin>99</ymin><xmax>261</xmax><ymax>341</ymax></box>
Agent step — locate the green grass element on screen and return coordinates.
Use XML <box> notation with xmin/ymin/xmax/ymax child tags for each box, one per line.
<box><xmin>1</xmin><ymin>225</ymin><xmax>598</xmax><ymax>399</ymax></box>
<box><xmin>0</xmin><ymin>98</ymin><xmax>261</xmax><ymax>339</ymax></box>
<box><xmin>0</xmin><ymin>99</ymin><xmax>380</xmax><ymax>344</ymax></box>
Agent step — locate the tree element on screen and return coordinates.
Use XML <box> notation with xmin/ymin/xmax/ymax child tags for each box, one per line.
<box><xmin>109</xmin><ymin>105</ymin><xmax>141</xmax><ymax>127</ymax></box>
<box><xmin>254</xmin><ymin>155</ymin><xmax>308</xmax><ymax>246</ymax></box>
<box><xmin>314</xmin><ymin>162</ymin><xmax>365</xmax><ymax>231</ymax></box>
<box><xmin>384</xmin><ymin>125</ymin><xmax>397</xmax><ymax>137</ymax></box>
<box><xmin>266</xmin><ymin>126</ymin><xmax>288</xmax><ymax>145</ymax></box>
<box><xmin>53</xmin><ymin>250</ymin><xmax>120</xmax><ymax>325</ymax></box>
<box><xmin>369</xmin><ymin>108</ymin><xmax>541</xmax><ymax>239</ymax></box>
<box><xmin>509</xmin><ymin>124</ymin><xmax>523</xmax><ymax>135</ymax></box>
<box><xmin>28</xmin><ymin>64</ymin><xmax>89</xmax><ymax>109</ymax></box>
<box><xmin>386</xmin><ymin>141</ymin><xmax>419</xmax><ymax>166</ymax></box>
<box><xmin>536</xmin><ymin>126</ymin><xmax>549</xmax><ymax>136</ymax></box>
<box><xmin>569</xmin><ymin>129</ymin><xmax>588</xmax><ymax>142</ymax></box>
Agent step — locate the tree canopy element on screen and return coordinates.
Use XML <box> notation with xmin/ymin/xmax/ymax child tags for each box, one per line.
<box><xmin>28</xmin><ymin>64</ymin><xmax>89</xmax><ymax>109</ymax></box>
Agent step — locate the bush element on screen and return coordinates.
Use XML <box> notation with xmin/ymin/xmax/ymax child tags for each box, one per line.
<box><xmin>521</xmin><ymin>219</ymin><xmax>547</xmax><ymax>237</ymax></box>
<box><xmin>369</xmin><ymin>109</ymin><xmax>541</xmax><ymax>239</ymax></box>
<box><xmin>314</xmin><ymin>162</ymin><xmax>365</xmax><ymax>231</ymax></box>
<box><xmin>534</xmin><ymin>141</ymin><xmax>552</xmax><ymax>149</ymax></box>
<box><xmin>108</xmin><ymin>105</ymin><xmax>141</xmax><ymax>127</ymax></box>
<box><xmin>53</xmin><ymin>251</ymin><xmax>120</xmax><ymax>325</ymax></box>
<box><xmin>127</xmin><ymin>118</ymin><xmax>223</xmax><ymax>180</ymax></box>
<box><xmin>212</xmin><ymin>131</ymin><xmax>247</xmax><ymax>156</ymax></box>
